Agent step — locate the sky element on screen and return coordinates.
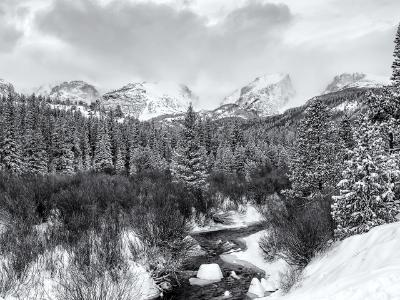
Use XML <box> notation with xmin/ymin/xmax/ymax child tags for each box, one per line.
<box><xmin>0</xmin><ymin>0</ymin><xmax>399</xmax><ymax>109</ymax></box>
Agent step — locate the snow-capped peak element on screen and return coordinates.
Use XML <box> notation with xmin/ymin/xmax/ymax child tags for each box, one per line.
<box><xmin>221</xmin><ymin>73</ymin><xmax>296</xmax><ymax>117</ymax></box>
<box><xmin>101</xmin><ymin>81</ymin><xmax>197</xmax><ymax>121</ymax></box>
<box><xmin>324</xmin><ymin>73</ymin><xmax>390</xmax><ymax>94</ymax></box>
<box><xmin>34</xmin><ymin>80</ymin><xmax>100</xmax><ymax>104</ymax></box>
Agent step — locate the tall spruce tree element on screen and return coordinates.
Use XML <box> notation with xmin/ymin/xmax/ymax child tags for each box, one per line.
<box><xmin>93</xmin><ymin>121</ymin><xmax>113</xmax><ymax>172</ymax></box>
<box><xmin>392</xmin><ymin>22</ymin><xmax>400</xmax><ymax>87</ymax></box>
<box><xmin>332</xmin><ymin>116</ymin><xmax>400</xmax><ymax>239</ymax></box>
<box><xmin>50</xmin><ymin>119</ymin><xmax>74</xmax><ymax>174</ymax></box>
<box><xmin>0</xmin><ymin>94</ymin><xmax>24</xmax><ymax>173</ymax></box>
<box><xmin>170</xmin><ymin>104</ymin><xmax>208</xmax><ymax>188</ymax></box>
<box><xmin>289</xmin><ymin>98</ymin><xmax>341</xmax><ymax>198</ymax></box>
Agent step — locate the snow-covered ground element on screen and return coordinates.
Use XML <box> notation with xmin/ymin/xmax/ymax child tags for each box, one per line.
<box><xmin>220</xmin><ymin>230</ymin><xmax>287</xmax><ymax>292</ymax></box>
<box><xmin>219</xmin><ymin>222</ymin><xmax>400</xmax><ymax>300</ymax></box>
<box><xmin>0</xmin><ymin>227</ymin><xmax>159</xmax><ymax>300</ymax></box>
<box><xmin>264</xmin><ymin>222</ymin><xmax>400</xmax><ymax>300</ymax></box>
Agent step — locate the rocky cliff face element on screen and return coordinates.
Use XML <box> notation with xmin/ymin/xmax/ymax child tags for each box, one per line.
<box><xmin>324</xmin><ymin>73</ymin><xmax>389</xmax><ymax>94</ymax></box>
<box><xmin>34</xmin><ymin>81</ymin><xmax>100</xmax><ymax>104</ymax></box>
<box><xmin>101</xmin><ymin>81</ymin><xmax>197</xmax><ymax>121</ymax></box>
<box><xmin>220</xmin><ymin>74</ymin><xmax>296</xmax><ymax>117</ymax></box>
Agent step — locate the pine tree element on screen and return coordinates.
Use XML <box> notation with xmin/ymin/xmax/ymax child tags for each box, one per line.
<box><xmin>392</xmin><ymin>22</ymin><xmax>400</xmax><ymax>87</ymax></box>
<box><xmin>170</xmin><ymin>104</ymin><xmax>208</xmax><ymax>188</ymax></box>
<box><xmin>25</xmin><ymin>129</ymin><xmax>48</xmax><ymax>174</ymax></box>
<box><xmin>81</xmin><ymin>125</ymin><xmax>92</xmax><ymax>170</ymax></box>
<box><xmin>50</xmin><ymin>119</ymin><xmax>74</xmax><ymax>174</ymax></box>
<box><xmin>93</xmin><ymin>121</ymin><xmax>113</xmax><ymax>172</ymax></box>
<box><xmin>332</xmin><ymin>116</ymin><xmax>400</xmax><ymax>239</ymax></box>
<box><xmin>233</xmin><ymin>146</ymin><xmax>246</xmax><ymax>176</ymax></box>
<box><xmin>288</xmin><ymin>98</ymin><xmax>341</xmax><ymax>197</ymax></box>
<box><xmin>0</xmin><ymin>94</ymin><xmax>24</xmax><ymax>173</ymax></box>
<box><xmin>213</xmin><ymin>145</ymin><xmax>234</xmax><ymax>175</ymax></box>
<box><xmin>115</xmin><ymin>146</ymin><xmax>126</xmax><ymax>174</ymax></box>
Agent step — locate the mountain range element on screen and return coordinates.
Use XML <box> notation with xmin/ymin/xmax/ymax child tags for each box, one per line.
<box><xmin>0</xmin><ymin>72</ymin><xmax>391</xmax><ymax>121</ymax></box>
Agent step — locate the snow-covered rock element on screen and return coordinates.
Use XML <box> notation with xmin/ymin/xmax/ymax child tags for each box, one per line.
<box><xmin>220</xmin><ymin>74</ymin><xmax>296</xmax><ymax>117</ymax></box>
<box><xmin>223</xmin><ymin>290</ymin><xmax>232</xmax><ymax>298</ymax></box>
<box><xmin>0</xmin><ymin>79</ymin><xmax>15</xmax><ymax>97</ymax></box>
<box><xmin>247</xmin><ymin>278</ymin><xmax>265</xmax><ymax>298</ymax></box>
<box><xmin>197</xmin><ymin>263</ymin><xmax>223</xmax><ymax>281</ymax></box>
<box><xmin>323</xmin><ymin>73</ymin><xmax>389</xmax><ymax>94</ymax></box>
<box><xmin>230</xmin><ymin>270</ymin><xmax>240</xmax><ymax>280</ymax></box>
<box><xmin>34</xmin><ymin>80</ymin><xmax>100</xmax><ymax>105</ymax></box>
<box><xmin>261</xmin><ymin>222</ymin><xmax>400</xmax><ymax>300</ymax></box>
<box><xmin>261</xmin><ymin>277</ymin><xmax>277</xmax><ymax>292</ymax></box>
<box><xmin>101</xmin><ymin>81</ymin><xmax>197</xmax><ymax>121</ymax></box>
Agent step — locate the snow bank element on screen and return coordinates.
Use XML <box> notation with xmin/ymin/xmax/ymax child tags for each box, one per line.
<box><xmin>221</xmin><ymin>230</ymin><xmax>287</xmax><ymax>287</ymax></box>
<box><xmin>264</xmin><ymin>222</ymin><xmax>400</xmax><ymax>300</ymax></box>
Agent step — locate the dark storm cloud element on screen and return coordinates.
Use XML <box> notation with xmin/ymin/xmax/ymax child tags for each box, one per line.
<box><xmin>34</xmin><ymin>0</ymin><xmax>292</xmax><ymax>86</ymax></box>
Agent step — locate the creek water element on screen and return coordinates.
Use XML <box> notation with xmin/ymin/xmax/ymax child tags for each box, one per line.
<box><xmin>165</xmin><ymin>222</ymin><xmax>267</xmax><ymax>300</ymax></box>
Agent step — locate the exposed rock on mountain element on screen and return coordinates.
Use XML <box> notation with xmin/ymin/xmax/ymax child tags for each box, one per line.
<box><xmin>324</xmin><ymin>73</ymin><xmax>389</xmax><ymax>94</ymax></box>
<box><xmin>221</xmin><ymin>74</ymin><xmax>296</xmax><ymax>117</ymax></box>
<box><xmin>101</xmin><ymin>81</ymin><xmax>196</xmax><ymax>121</ymax></box>
<box><xmin>34</xmin><ymin>81</ymin><xmax>100</xmax><ymax>104</ymax></box>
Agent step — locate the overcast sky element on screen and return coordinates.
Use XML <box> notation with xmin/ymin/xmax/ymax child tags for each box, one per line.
<box><xmin>0</xmin><ymin>0</ymin><xmax>399</xmax><ymax>108</ymax></box>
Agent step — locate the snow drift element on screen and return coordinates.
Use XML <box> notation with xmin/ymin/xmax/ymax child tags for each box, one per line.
<box><xmin>266</xmin><ymin>222</ymin><xmax>400</xmax><ymax>300</ymax></box>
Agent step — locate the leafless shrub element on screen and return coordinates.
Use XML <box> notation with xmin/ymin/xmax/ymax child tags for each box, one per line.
<box><xmin>57</xmin><ymin>266</ymin><xmax>141</xmax><ymax>300</ymax></box>
<box><xmin>259</xmin><ymin>230</ymin><xmax>279</xmax><ymax>262</ymax></box>
<box><xmin>259</xmin><ymin>194</ymin><xmax>331</xmax><ymax>268</ymax></box>
<box><xmin>0</xmin><ymin>260</ymin><xmax>19</xmax><ymax>297</ymax></box>
<box><xmin>279</xmin><ymin>266</ymin><xmax>303</xmax><ymax>294</ymax></box>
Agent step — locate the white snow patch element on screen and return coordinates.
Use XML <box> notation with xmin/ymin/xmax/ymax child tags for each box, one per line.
<box><xmin>197</xmin><ymin>263</ymin><xmax>223</xmax><ymax>281</ymax></box>
<box><xmin>248</xmin><ymin>278</ymin><xmax>266</xmax><ymax>298</ymax></box>
<box><xmin>221</xmin><ymin>230</ymin><xmax>287</xmax><ymax>288</ymax></box>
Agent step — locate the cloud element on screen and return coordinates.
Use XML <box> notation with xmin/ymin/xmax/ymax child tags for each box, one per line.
<box><xmin>1</xmin><ymin>0</ymin><xmax>398</xmax><ymax>109</ymax></box>
<box><xmin>0</xmin><ymin>7</ymin><xmax>23</xmax><ymax>52</ymax></box>
<box><xmin>32</xmin><ymin>0</ymin><xmax>292</xmax><ymax>106</ymax></box>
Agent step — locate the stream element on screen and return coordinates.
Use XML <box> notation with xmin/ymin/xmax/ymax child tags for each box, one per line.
<box><xmin>165</xmin><ymin>222</ymin><xmax>267</xmax><ymax>300</ymax></box>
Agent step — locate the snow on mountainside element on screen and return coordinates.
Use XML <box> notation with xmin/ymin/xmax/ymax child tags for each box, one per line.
<box><xmin>101</xmin><ymin>81</ymin><xmax>196</xmax><ymax>121</ymax></box>
<box><xmin>262</xmin><ymin>222</ymin><xmax>400</xmax><ymax>300</ymax></box>
<box><xmin>34</xmin><ymin>81</ymin><xmax>100</xmax><ymax>104</ymax></box>
<box><xmin>0</xmin><ymin>79</ymin><xmax>15</xmax><ymax>97</ymax></box>
<box><xmin>221</xmin><ymin>74</ymin><xmax>296</xmax><ymax>117</ymax></box>
<box><xmin>324</xmin><ymin>73</ymin><xmax>389</xmax><ymax>94</ymax></box>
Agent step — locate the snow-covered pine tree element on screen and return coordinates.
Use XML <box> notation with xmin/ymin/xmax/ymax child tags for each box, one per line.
<box><xmin>50</xmin><ymin>119</ymin><xmax>74</xmax><ymax>174</ymax></box>
<box><xmin>233</xmin><ymin>145</ymin><xmax>246</xmax><ymax>177</ymax></box>
<box><xmin>80</xmin><ymin>124</ymin><xmax>92</xmax><ymax>170</ymax></box>
<box><xmin>26</xmin><ymin>129</ymin><xmax>48</xmax><ymax>174</ymax></box>
<box><xmin>212</xmin><ymin>144</ymin><xmax>233</xmax><ymax>175</ymax></box>
<box><xmin>392</xmin><ymin>22</ymin><xmax>400</xmax><ymax>87</ymax></box>
<box><xmin>72</xmin><ymin>130</ymin><xmax>83</xmax><ymax>172</ymax></box>
<box><xmin>170</xmin><ymin>104</ymin><xmax>208</xmax><ymax>189</ymax></box>
<box><xmin>93</xmin><ymin>121</ymin><xmax>113</xmax><ymax>172</ymax></box>
<box><xmin>289</xmin><ymin>98</ymin><xmax>341</xmax><ymax>197</ymax></box>
<box><xmin>115</xmin><ymin>146</ymin><xmax>126</xmax><ymax>174</ymax></box>
<box><xmin>0</xmin><ymin>94</ymin><xmax>24</xmax><ymax>173</ymax></box>
<box><xmin>332</xmin><ymin>116</ymin><xmax>400</xmax><ymax>239</ymax></box>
